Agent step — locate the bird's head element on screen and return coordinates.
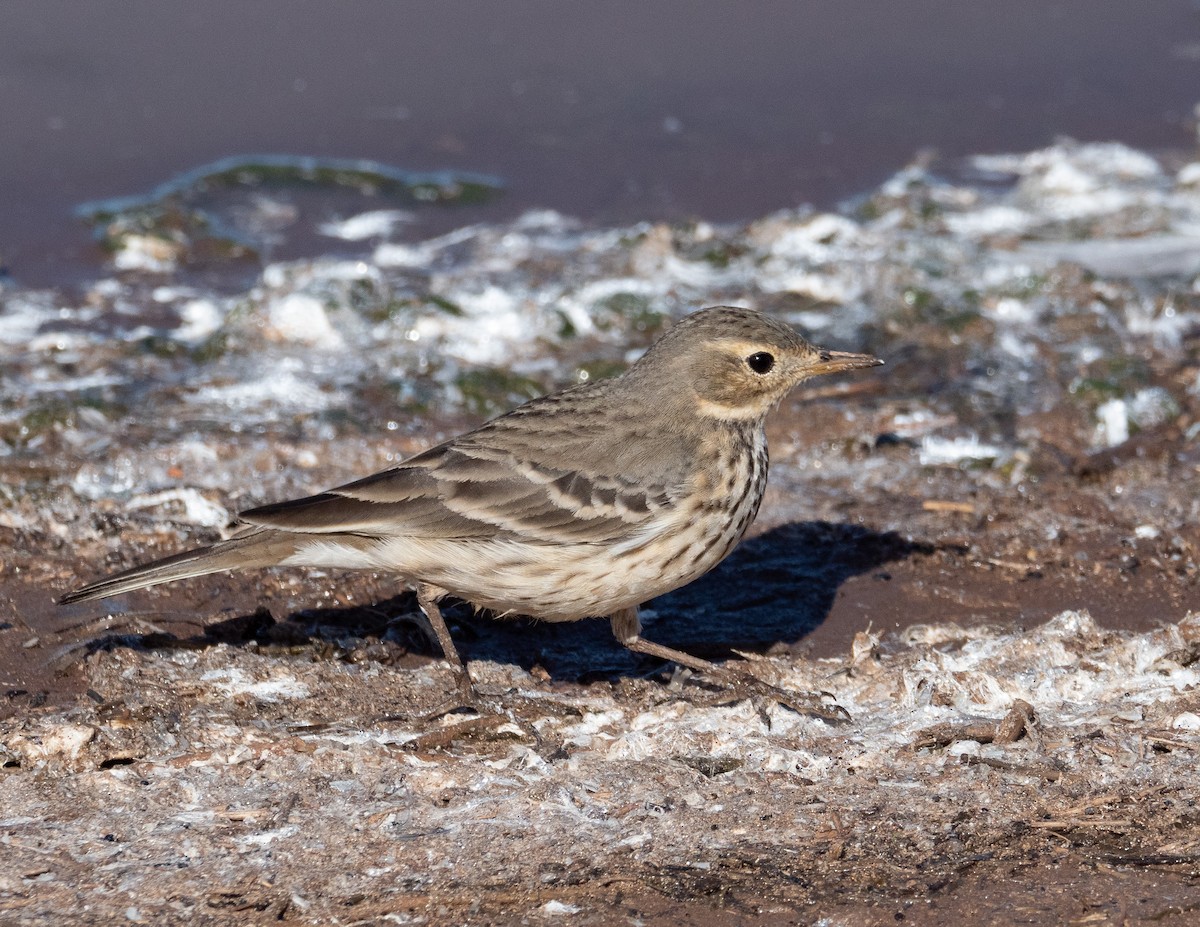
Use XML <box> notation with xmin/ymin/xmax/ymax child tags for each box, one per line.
<box><xmin>628</xmin><ymin>306</ymin><xmax>883</xmax><ymax>421</ymax></box>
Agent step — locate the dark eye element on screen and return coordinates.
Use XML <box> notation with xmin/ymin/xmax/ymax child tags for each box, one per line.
<box><xmin>746</xmin><ymin>351</ymin><xmax>775</xmax><ymax>374</ymax></box>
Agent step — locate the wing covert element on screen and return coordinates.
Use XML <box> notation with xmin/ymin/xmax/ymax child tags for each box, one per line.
<box><xmin>238</xmin><ymin>438</ymin><xmax>680</xmax><ymax>544</ymax></box>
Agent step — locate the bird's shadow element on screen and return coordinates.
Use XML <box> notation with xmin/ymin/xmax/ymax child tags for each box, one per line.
<box><xmin>93</xmin><ymin>520</ymin><xmax>926</xmax><ymax>683</ymax></box>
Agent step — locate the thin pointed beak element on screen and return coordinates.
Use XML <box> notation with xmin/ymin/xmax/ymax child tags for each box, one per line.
<box><xmin>807</xmin><ymin>350</ymin><xmax>885</xmax><ymax>377</ymax></box>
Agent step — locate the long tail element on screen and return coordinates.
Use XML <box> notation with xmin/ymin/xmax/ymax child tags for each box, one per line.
<box><xmin>59</xmin><ymin>529</ymin><xmax>304</xmax><ymax>605</ymax></box>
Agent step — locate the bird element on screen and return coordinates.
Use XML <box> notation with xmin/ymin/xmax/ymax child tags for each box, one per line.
<box><xmin>62</xmin><ymin>306</ymin><xmax>882</xmax><ymax>715</ymax></box>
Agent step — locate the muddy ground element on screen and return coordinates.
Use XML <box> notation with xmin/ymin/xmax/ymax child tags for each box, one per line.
<box><xmin>5</xmin><ymin>141</ymin><xmax>1200</xmax><ymax>923</ymax></box>
<box><xmin>3</xmin><ymin>384</ymin><xmax>1199</xmax><ymax>926</ymax></box>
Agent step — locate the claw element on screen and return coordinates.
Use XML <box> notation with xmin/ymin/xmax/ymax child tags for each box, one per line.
<box><xmin>702</xmin><ymin>671</ymin><xmax>851</xmax><ymax>725</ymax></box>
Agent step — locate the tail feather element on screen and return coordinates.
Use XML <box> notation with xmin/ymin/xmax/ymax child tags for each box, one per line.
<box><xmin>59</xmin><ymin>530</ymin><xmax>303</xmax><ymax>605</ymax></box>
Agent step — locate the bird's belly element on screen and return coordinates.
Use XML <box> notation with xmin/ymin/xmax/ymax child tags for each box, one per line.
<box><xmin>421</xmin><ymin>539</ymin><xmax>679</xmax><ymax>621</ymax></box>
<box><xmin>287</xmin><ymin>533</ymin><xmax>712</xmax><ymax>621</ymax></box>
<box><xmin>414</xmin><ymin>505</ymin><xmax>755</xmax><ymax>622</ymax></box>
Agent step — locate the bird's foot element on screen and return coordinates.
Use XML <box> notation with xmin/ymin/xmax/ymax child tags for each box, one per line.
<box><xmin>407</xmin><ymin>666</ymin><xmax>565</xmax><ymax>753</ymax></box>
<box><xmin>411</xmin><ymin>664</ymin><xmax>488</xmax><ymax>721</ymax></box>
<box><xmin>673</xmin><ymin>666</ymin><xmax>850</xmax><ymax>725</ymax></box>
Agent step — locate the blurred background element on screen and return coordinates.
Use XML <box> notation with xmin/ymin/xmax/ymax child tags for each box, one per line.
<box><xmin>3</xmin><ymin>0</ymin><xmax>1199</xmax><ymax>286</ymax></box>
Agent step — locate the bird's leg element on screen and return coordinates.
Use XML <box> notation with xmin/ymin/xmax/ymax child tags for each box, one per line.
<box><xmin>610</xmin><ymin>607</ymin><xmax>849</xmax><ymax>724</ymax></box>
<box><xmin>412</xmin><ymin>583</ymin><xmax>556</xmax><ymax>750</ymax></box>
<box><xmin>611</xmin><ymin>607</ymin><xmax>729</xmax><ymax>677</ymax></box>
<box><xmin>417</xmin><ymin>582</ymin><xmax>472</xmax><ymax>700</ymax></box>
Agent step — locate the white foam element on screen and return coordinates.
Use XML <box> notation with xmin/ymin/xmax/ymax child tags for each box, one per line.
<box><xmin>318</xmin><ymin>209</ymin><xmax>414</xmax><ymax>241</ymax></box>
<box><xmin>266</xmin><ymin>293</ymin><xmax>343</xmax><ymax>348</ymax></box>
<box><xmin>199</xmin><ymin>667</ymin><xmax>309</xmax><ymax>702</ymax></box>
<box><xmin>189</xmin><ymin>361</ymin><xmax>340</xmax><ymax>414</ymax></box>
<box><xmin>918</xmin><ymin>435</ymin><xmax>1003</xmax><ymax>466</ymax></box>
<box><xmin>412</xmin><ymin>285</ymin><xmax>532</xmax><ymax>365</ymax></box>
<box><xmin>766</xmin><ymin>213</ymin><xmax>863</xmax><ymax>261</ymax></box>
<box><xmin>126</xmin><ymin>488</ymin><xmax>230</xmax><ymax>528</ymax></box>
<box><xmin>1015</xmin><ymin>235</ymin><xmax>1200</xmax><ymax>278</ymax></box>
<box><xmin>1094</xmin><ymin>398</ymin><xmax>1129</xmax><ymax>448</ymax></box>
<box><xmin>0</xmin><ymin>295</ymin><xmax>55</xmax><ymax>345</ymax></box>
<box><xmin>111</xmin><ymin>234</ymin><xmax>180</xmax><ymax>273</ymax></box>
<box><xmin>983</xmin><ymin>297</ymin><xmax>1036</xmax><ymax>324</ymax></box>
<box><xmin>944</xmin><ymin>204</ymin><xmax>1034</xmax><ymax>238</ymax></box>
<box><xmin>174</xmin><ymin>299</ymin><xmax>224</xmax><ymax>343</ymax></box>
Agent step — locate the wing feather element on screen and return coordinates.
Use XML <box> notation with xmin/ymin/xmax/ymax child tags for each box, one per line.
<box><xmin>239</xmin><ymin>431</ymin><xmax>681</xmax><ymax>545</ymax></box>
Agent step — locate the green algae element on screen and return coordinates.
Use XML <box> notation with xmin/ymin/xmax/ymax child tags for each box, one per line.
<box><xmin>456</xmin><ymin>367</ymin><xmax>546</xmax><ymax>417</ymax></box>
<box><xmin>77</xmin><ymin>156</ymin><xmax>503</xmax><ymax>270</ymax></box>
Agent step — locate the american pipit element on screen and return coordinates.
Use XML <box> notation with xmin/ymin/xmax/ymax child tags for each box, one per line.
<box><xmin>62</xmin><ymin>306</ymin><xmax>881</xmax><ymax>715</ymax></box>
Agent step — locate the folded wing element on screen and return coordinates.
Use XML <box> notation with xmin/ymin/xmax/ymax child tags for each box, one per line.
<box><xmin>239</xmin><ymin>439</ymin><xmax>677</xmax><ymax>546</ymax></box>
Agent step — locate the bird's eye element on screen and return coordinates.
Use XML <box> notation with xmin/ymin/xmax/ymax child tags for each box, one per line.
<box><xmin>746</xmin><ymin>351</ymin><xmax>775</xmax><ymax>374</ymax></box>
